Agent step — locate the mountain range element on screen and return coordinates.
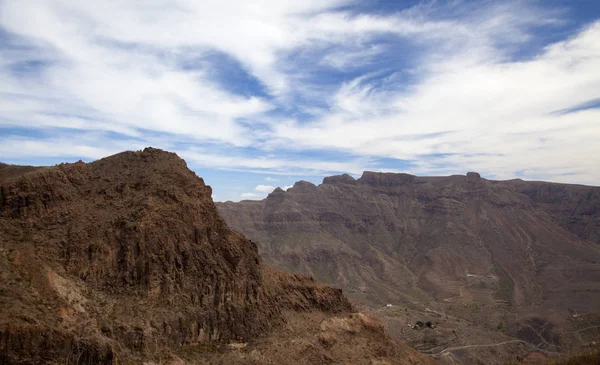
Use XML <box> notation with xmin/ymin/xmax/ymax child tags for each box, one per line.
<box><xmin>217</xmin><ymin>171</ymin><xmax>600</xmax><ymax>364</ymax></box>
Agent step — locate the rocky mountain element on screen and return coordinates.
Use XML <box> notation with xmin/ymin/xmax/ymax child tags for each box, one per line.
<box><xmin>217</xmin><ymin>172</ymin><xmax>600</xmax><ymax>363</ymax></box>
<box><xmin>0</xmin><ymin>150</ymin><xmax>433</xmax><ymax>365</ymax></box>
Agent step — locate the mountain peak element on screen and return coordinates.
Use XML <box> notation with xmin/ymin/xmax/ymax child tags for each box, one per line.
<box><xmin>322</xmin><ymin>173</ymin><xmax>356</xmax><ymax>185</ymax></box>
<box><xmin>466</xmin><ymin>171</ymin><xmax>481</xmax><ymax>181</ymax></box>
<box><xmin>291</xmin><ymin>180</ymin><xmax>317</xmax><ymax>192</ymax></box>
<box><xmin>1</xmin><ymin>149</ymin><xmax>436</xmax><ymax>365</ymax></box>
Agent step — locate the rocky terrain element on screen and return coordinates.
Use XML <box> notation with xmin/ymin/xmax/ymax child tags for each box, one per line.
<box><xmin>217</xmin><ymin>172</ymin><xmax>600</xmax><ymax>364</ymax></box>
<box><xmin>0</xmin><ymin>150</ymin><xmax>433</xmax><ymax>365</ymax></box>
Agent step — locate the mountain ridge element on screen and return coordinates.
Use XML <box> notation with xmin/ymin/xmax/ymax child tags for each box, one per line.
<box><xmin>217</xmin><ymin>170</ymin><xmax>600</xmax><ymax>363</ymax></box>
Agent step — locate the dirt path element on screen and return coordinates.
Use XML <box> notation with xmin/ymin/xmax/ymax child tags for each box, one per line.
<box><xmin>427</xmin><ymin>340</ymin><xmax>526</xmax><ymax>356</ymax></box>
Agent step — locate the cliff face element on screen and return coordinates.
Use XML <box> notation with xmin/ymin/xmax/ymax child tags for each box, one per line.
<box><xmin>0</xmin><ymin>149</ymin><xmax>431</xmax><ymax>365</ymax></box>
<box><xmin>217</xmin><ymin>172</ymin><xmax>600</xmax><ymax>357</ymax></box>
<box><xmin>504</xmin><ymin>179</ymin><xmax>600</xmax><ymax>244</ymax></box>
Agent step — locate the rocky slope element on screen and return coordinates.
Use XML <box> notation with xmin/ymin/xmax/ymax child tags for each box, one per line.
<box><xmin>217</xmin><ymin>172</ymin><xmax>600</xmax><ymax>363</ymax></box>
<box><xmin>0</xmin><ymin>149</ymin><xmax>433</xmax><ymax>365</ymax></box>
<box><xmin>504</xmin><ymin>179</ymin><xmax>600</xmax><ymax>245</ymax></box>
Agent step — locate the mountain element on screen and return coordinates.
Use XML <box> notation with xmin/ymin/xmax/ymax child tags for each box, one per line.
<box><xmin>217</xmin><ymin>172</ymin><xmax>600</xmax><ymax>363</ymax></box>
<box><xmin>0</xmin><ymin>150</ymin><xmax>433</xmax><ymax>365</ymax></box>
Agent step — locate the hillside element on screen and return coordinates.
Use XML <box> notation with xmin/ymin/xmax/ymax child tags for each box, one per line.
<box><xmin>0</xmin><ymin>149</ymin><xmax>433</xmax><ymax>365</ymax></box>
<box><xmin>217</xmin><ymin>172</ymin><xmax>600</xmax><ymax>364</ymax></box>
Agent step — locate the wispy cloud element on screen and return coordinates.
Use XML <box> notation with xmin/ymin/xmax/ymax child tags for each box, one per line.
<box><xmin>1</xmin><ymin>0</ymin><xmax>599</xmax><ymax>201</ymax></box>
<box><xmin>267</xmin><ymin>10</ymin><xmax>600</xmax><ymax>185</ymax></box>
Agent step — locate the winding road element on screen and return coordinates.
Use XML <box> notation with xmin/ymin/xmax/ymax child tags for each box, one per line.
<box><xmin>427</xmin><ymin>340</ymin><xmax>526</xmax><ymax>356</ymax></box>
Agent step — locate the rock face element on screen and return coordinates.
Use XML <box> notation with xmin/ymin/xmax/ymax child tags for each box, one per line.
<box><xmin>505</xmin><ymin>179</ymin><xmax>600</xmax><ymax>245</ymax></box>
<box><xmin>217</xmin><ymin>171</ymin><xmax>600</xmax><ymax>358</ymax></box>
<box><xmin>0</xmin><ymin>150</ymin><xmax>432</xmax><ymax>365</ymax></box>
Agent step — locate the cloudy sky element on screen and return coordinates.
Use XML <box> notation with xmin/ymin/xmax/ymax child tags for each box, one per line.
<box><xmin>1</xmin><ymin>0</ymin><xmax>599</xmax><ymax>201</ymax></box>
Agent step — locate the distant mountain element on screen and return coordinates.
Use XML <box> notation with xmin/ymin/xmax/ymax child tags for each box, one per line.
<box><xmin>217</xmin><ymin>171</ymin><xmax>600</xmax><ymax>362</ymax></box>
<box><xmin>0</xmin><ymin>149</ymin><xmax>432</xmax><ymax>365</ymax></box>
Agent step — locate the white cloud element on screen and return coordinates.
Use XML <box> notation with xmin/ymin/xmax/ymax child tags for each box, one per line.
<box><xmin>0</xmin><ymin>0</ymin><xmax>344</xmax><ymax>145</ymax></box>
<box><xmin>0</xmin><ymin>133</ymin><xmax>383</xmax><ymax>178</ymax></box>
<box><xmin>267</xmin><ymin>18</ymin><xmax>600</xmax><ymax>185</ymax></box>
<box><xmin>178</xmin><ymin>149</ymin><xmax>373</xmax><ymax>176</ymax></box>
<box><xmin>0</xmin><ymin>0</ymin><xmax>413</xmax><ymax>116</ymax></box>
<box><xmin>0</xmin><ymin>134</ymin><xmax>146</xmax><ymax>160</ymax></box>
<box><xmin>240</xmin><ymin>192</ymin><xmax>260</xmax><ymax>199</ymax></box>
<box><xmin>255</xmin><ymin>184</ymin><xmax>276</xmax><ymax>193</ymax></box>
<box><xmin>254</xmin><ymin>184</ymin><xmax>300</xmax><ymax>193</ymax></box>
<box><xmin>1</xmin><ymin>0</ymin><xmax>599</xmax><ymax>193</ymax></box>
<box><xmin>319</xmin><ymin>45</ymin><xmax>385</xmax><ymax>71</ymax></box>
<box><xmin>237</xmin><ymin>184</ymin><xmax>295</xmax><ymax>202</ymax></box>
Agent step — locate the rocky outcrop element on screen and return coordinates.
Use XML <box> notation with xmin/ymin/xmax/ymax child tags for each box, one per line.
<box><xmin>357</xmin><ymin>171</ymin><xmax>416</xmax><ymax>186</ymax></box>
<box><xmin>466</xmin><ymin>171</ymin><xmax>481</xmax><ymax>181</ymax></box>
<box><xmin>0</xmin><ymin>148</ymin><xmax>278</xmax><ymax>363</ymax></box>
<box><xmin>263</xmin><ymin>268</ymin><xmax>352</xmax><ymax>313</ymax></box>
<box><xmin>0</xmin><ymin>149</ymin><xmax>432</xmax><ymax>365</ymax></box>
<box><xmin>322</xmin><ymin>174</ymin><xmax>356</xmax><ymax>185</ymax></box>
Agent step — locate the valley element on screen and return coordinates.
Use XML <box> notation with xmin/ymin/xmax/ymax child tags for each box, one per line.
<box><xmin>217</xmin><ymin>172</ymin><xmax>600</xmax><ymax>364</ymax></box>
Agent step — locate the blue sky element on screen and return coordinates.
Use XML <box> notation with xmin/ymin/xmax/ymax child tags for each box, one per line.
<box><xmin>1</xmin><ymin>0</ymin><xmax>599</xmax><ymax>201</ymax></box>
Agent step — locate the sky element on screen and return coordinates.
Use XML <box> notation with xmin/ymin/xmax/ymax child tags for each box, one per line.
<box><xmin>1</xmin><ymin>0</ymin><xmax>599</xmax><ymax>202</ymax></box>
